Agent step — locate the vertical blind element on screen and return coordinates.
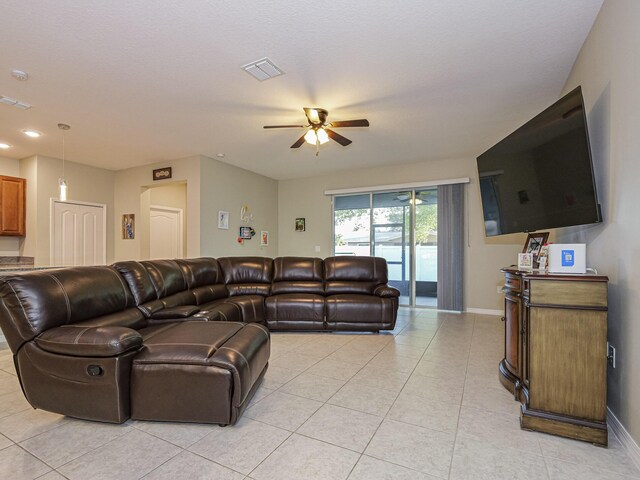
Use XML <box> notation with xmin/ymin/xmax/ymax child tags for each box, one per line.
<box><xmin>437</xmin><ymin>183</ymin><xmax>465</xmax><ymax>311</ymax></box>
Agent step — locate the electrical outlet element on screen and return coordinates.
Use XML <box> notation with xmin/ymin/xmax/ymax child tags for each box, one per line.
<box><xmin>607</xmin><ymin>342</ymin><xmax>616</xmax><ymax>368</ymax></box>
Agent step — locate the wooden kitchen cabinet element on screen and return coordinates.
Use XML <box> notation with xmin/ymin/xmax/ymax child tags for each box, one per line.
<box><xmin>0</xmin><ymin>175</ymin><xmax>26</xmax><ymax>236</ymax></box>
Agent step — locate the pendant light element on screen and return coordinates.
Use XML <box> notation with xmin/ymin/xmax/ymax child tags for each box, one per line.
<box><xmin>58</xmin><ymin>123</ymin><xmax>70</xmax><ymax>201</ymax></box>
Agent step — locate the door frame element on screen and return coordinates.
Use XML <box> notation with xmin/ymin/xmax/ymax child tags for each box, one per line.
<box><xmin>50</xmin><ymin>198</ymin><xmax>107</xmax><ymax>266</ymax></box>
<box><xmin>149</xmin><ymin>204</ymin><xmax>184</xmax><ymax>259</ymax></box>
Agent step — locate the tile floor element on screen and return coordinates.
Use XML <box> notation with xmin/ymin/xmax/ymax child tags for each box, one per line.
<box><xmin>0</xmin><ymin>309</ymin><xmax>639</xmax><ymax>479</ymax></box>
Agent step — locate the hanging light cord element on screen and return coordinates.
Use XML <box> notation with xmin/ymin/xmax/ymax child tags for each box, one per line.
<box><xmin>62</xmin><ymin>130</ymin><xmax>65</xmax><ymax>178</ymax></box>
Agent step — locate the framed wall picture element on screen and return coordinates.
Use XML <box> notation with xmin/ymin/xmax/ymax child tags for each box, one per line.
<box><xmin>122</xmin><ymin>214</ymin><xmax>135</xmax><ymax>239</ymax></box>
<box><xmin>152</xmin><ymin>167</ymin><xmax>172</xmax><ymax>181</ymax></box>
<box><xmin>240</xmin><ymin>226</ymin><xmax>254</xmax><ymax>239</ymax></box>
<box><xmin>295</xmin><ymin>218</ymin><xmax>305</xmax><ymax>232</ymax></box>
<box><xmin>217</xmin><ymin>211</ymin><xmax>229</xmax><ymax>230</ymax></box>
<box><xmin>260</xmin><ymin>230</ymin><xmax>269</xmax><ymax>246</ymax></box>
<box><xmin>523</xmin><ymin>232</ymin><xmax>549</xmax><ymax>268</ymax></box>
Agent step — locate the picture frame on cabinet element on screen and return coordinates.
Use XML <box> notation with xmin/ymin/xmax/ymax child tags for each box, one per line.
<box><xmin>523</xmin><ymin>232</ymin><xmax>549</xmax><ymax>267</ymax></box>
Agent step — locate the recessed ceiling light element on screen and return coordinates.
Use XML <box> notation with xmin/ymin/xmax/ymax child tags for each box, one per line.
<box><xmin>11</xmin><ymin>70</ymin><xmax>29</xmax><ymax>81</ymax></box>
<box><xmin>22</xmin><ymin>129</ymin><xmax>42</xmax><ymax>138</ymax></box>
<box><xmin>216</xmin><ymin>153</ymin><xmax>226</xmax><ymax>158</ymax></box>
<box><xmin>0</xmin><ymin>142</ymin><xmax>11</xmax><ymax>149</ymax></box>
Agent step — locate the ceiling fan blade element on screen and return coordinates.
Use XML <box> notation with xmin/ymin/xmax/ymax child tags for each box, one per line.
<box><xmin>325</xmin><ymin>129</ymin><xmax>352</xmax><ymax>146</ymax></box>
<box><xmin>290</xmin><ymin>133</ymin><xmax>307</xmax><ymax>148</ymax></box>
<box><xmin>263</xmin><ymin>125</ymin><xmax>306</xmax><ymax>129</ymax></box>
<box><xmin>328</xmin><ymin>119</ymin><xmax>370</xmax><ymax>128</ymax></box>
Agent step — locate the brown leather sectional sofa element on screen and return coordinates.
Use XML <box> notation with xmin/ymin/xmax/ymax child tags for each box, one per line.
<box><xmin>0</xmin><ymin>256</ymin><xmax>399</xmax><ymax>425</ymax></box>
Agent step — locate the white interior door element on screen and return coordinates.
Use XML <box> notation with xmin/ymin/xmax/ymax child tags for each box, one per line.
<box><xmin>150</xmin><ymin>205</ymin><xmax>184</xmax><ymax>259</ymax></box>
<box><xmin>52</xmin><ymin>200</ymin><xmax>106</xmax><ymax>266</ymax></box>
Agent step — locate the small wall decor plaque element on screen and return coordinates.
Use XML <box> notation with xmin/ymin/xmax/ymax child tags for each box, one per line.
<box><xmin>240</xmin><ymin>226</ymin><xmax>255</xmax><ymax>239</ymax></box>
<box><xmin>260</xmin><ymin>231</ymin><xmax>269</xmax><ymax>246</ymax></box>
<box><xmin>153</xmin><ymin>167</ymin><xmax>172</xmax><ymax>181</ymax></box>
<box><xmin>217</xmin><ymin>211</ymin><xmax>229</xmax><ymax>230</ymax></box>
<box><xmin>122</xmin><ymin>214</ymin><xmax>135</xmax><ymax>239</ymax></box>
<box><xmin>295</xmin><ymin>218</ymin><xmax>305</xmax><ymax>232</ymax></box>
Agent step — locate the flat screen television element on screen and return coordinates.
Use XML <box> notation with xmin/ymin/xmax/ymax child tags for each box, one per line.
<box><xmin>477</xmin><ymin>86</ymin><xmax>602</xmax><ymax>236</ymax></box>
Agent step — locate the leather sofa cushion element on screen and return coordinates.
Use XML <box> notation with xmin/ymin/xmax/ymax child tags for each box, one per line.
<box><xmin>265</xmin><ymin>294</ymin><xmax>325</xmax><ymax>322</ymax></box>
<box><xmin>218</xmin><ymin>257</ymin><xmax>273</xmax><ymax>285</ymax></box>
<box><xmin>324</xmin><ymin>256</ymin><xmax>389</xmax><ymax>295</ymax></box>
<box><xmin>273</xmin><ymin>257</ymin><xmax>323</xmax><ymax>282</ymax></box>
<box><xmin>150</xmin><ymin>306</ymin><xmax>200</xmax><ymax>320</ymax></box>
<box><xmin>200</xmin><ymin>295</ymin><xmax>264</xmax><ymax>323</ymax></box>
<box><xmin>198</xmin><ymin>301</ymin><xmax>243</xmax><ymax>323</ymax></box>
<box><xmin>326</xmin><ymin>294</ymin><xmax>397</xmax><ymax>325</ymax></box>
<box><xmin>227</xmin><ymin>284</ymin><xmax>270</xmax><ymax>297</ymax></box>
<box><xmin>141</xmin><ymin>260</ymin><xmax>187</xmax><ymax>298</ymax></box>
<box><xmin>72</xmin><ymin>308</ymin><xmax>147</xmax><ymax>330</ymax></box>
<box><xmin>270</xmin><ymin>281</ymin><xmax>324</xmax><ymax>295</ymax></box>
<box><xmin>0</xmin><ymin>266</ymin><xmax>136</xmax><ymax>352</ymax></box>
<box><xmin>36</xmin><ymin>325</ymin><xmax>143</xmax><ymax>357</ymax></box>
<box><xmin>373</xmin><ymin>285</ymin><xmax>401</xmax><ymax>298</ymax></box>
<box><xmin>271</xmin><ymin>257</ymin><xmax>323</xmax><ymax>295</ymax></box>
<box><xmin>176</xmin><ymin>258</ymin><xmax>223</xmax><ymax>288</ymax></box>
<box><xmin>191</xmin><ymin>285</ymin><xmax>229</xmax><ymax>304</ymax></box>
<box><xmin>112</xmin><ymin>261</ymin><xmax>157</xmax><ymax>305</ymax></box>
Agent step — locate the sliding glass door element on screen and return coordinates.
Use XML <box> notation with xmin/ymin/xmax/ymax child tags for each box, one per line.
<box><xmin>333</xmin><ymin>188</ymin><xmax>438</xmax><ymax>307</ymax></box>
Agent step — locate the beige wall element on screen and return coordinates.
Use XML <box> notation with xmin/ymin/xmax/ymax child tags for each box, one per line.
<box><xmin>19</xmin><ymin>155</ymin><xmax>116</xmax><ymax>266</ymax></box>
<box><xmin>114</xmin><ymin>156</ymin><xmax>201</xmax><ymax>261</ymax></box>
<box><xmin>278</xmin><ymin>156</ymin><xmax>525</xmax><ymax>311</ymax></box>
<box><xmin>556</xmin><ymin>0</ymin><xmax>640</xmax><ymax>444</ymax></box>
<box><xmin>0</xmin><ymin>156</ymin><xmax>22</xmax><ymax>255</ymax></box>
<box><xmin>200</xmin><ymin>156</ymin><xmax>278</xmax><ymax>258</ymax></box>
<box><xmin>113</xmin><ymin>155</ymin><xmax>278</xmax><ymax>261</ymax></box>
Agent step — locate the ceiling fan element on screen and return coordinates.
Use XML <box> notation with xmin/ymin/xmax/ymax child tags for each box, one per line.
<box><xmin>263</xmin><ymin>108</ymin><xmax>369</xmax><ymax>154</ymax></box>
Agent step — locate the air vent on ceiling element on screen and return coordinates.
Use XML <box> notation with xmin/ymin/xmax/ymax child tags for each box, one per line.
<box><xmin>242</xmin><ymin>58</ymin><xmax>283</xmax><ymax>81</ymax></box>
<box><xmin>0</xmin><ymin>95</ymin><xmax>32</xmax><ymax>110</ymax></box>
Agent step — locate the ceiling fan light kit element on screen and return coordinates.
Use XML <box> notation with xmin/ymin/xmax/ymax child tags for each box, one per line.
<box><xmin>264</xmin><ymin>107</ymin><xmax>369</xmax><ymax>154</ymax></box>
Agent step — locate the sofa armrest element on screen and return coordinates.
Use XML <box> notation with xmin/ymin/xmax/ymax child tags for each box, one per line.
<box><xmin>150</xmin><ymin>306</ymin><xmax>200</xmax><ymax>320</ymax></box>
<box><xmin>36</xmin><ymin>325</ymin><xmax>143</xmax><ymax>357</ymax></box>
<box><xmin>373</xmin><ymin>285</ymin><xmax>400</xmax><ymax>298</ymax></box>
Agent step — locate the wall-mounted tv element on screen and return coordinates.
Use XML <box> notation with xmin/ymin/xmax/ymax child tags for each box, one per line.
<box><xmin>477</xmin><ymin>86</ymin><xmax>602</xmax><ymax>236</ymax></box>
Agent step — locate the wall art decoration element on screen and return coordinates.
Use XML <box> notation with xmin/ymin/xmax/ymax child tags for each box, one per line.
<box><xmin>260</xmin><ymin>230</ymin><xmax>269</xmax><ymax>246</ymax></box>
<box><xmin>240</xmin><ymin>205</ymin><xmax>254</xmax><ymax>224</ymax></box>
<box><xmin>217</xmin><ymin>211</ymin><xmax>229</xmax><ymax>230</ymax></box>
<box><xmin>122</xmin><ymin>214</ymin><xmax>135</xmax><ymax>240</ymax></box>
<box><xmin>240</xmin><ymin>226</ymin><xmax>255</xmax><ymax>239</ymax></box>
<box><xmin>295</xmin><ymin>218</ymin><xmax>305</xmax><ymax>232</ymax></box>
<box><xmin>152</xmin><ymin>167</ymin><xmax>172</xmax><ymax>181</ymax></box>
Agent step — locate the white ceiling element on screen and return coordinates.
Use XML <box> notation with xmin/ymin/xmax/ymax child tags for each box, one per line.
<box><xmin>0</xmin><ymin>0</ymin><xmax>603</xmax><ymax>180</ymax></box>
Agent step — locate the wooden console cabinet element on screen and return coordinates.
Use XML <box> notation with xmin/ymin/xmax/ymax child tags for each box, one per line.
<box><xmin>0</xmin><ymin>175</ymin><xmax>26</xmax><ymax>236</ymax></box>
<box><xmin>499</xmin><ymin>268</ymin><xmax>609</xmax><ymax>445</ymax></box>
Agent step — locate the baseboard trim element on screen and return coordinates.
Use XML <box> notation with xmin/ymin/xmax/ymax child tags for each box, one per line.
<box><xmin>465</xmin><ymin>308</ymin><xmax>503</xmax><ymax>316</ymax></box>
<box><xmin>608</xmin><ymin>407</ymin><xmax>640</xmax><ymax>471</ymax></box>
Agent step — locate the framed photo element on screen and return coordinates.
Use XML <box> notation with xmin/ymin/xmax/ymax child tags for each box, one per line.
<box><xmin>518</xmin><ymin>253</ymin><xmax>534</xmax><ymax>271</ymax></box>
<box><xmin>240</xmin><ymin>226</ymin><xmax>254</xmax><ymax>239</ymax></box>
<box><xmin>122</xmin><ymin>214</ymin><xmax>135</xmax><ymax>240</ymax></box>
<box><xmin>217</xmin><ymin>211</ymin><xmax>229</xmax><ymax>230</ymax></box>
<box><xmin>260</xmin><ymin>230</ymin><xmax>269</xmax><ymax>246</ymax></box>
<box><xmin>295</xmin><ymin>218</ymin><xmax>305</xmax><ymax>232</ymax></box>
<box><xmin>523</xmin><ymin>232</ymin><xmax>549</xmax><ymax>268</ymax></box>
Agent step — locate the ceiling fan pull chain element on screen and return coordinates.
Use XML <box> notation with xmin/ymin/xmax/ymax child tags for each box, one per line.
<box><xmin>316</xmin><ymin>142</ymin><xmax>320</xmax><ymax>156</ymax></box>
